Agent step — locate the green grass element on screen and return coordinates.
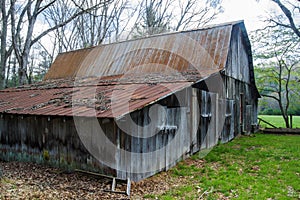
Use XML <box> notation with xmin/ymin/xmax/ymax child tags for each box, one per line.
<box><xmin>151</xmin><ymin>134</ymin><xmax>300</xmax><ymax>199</ymax></box>
<box><xmin>258</xmin><ymin>115</ymin><xmax>300</xmax><ymax>128</ymax></box>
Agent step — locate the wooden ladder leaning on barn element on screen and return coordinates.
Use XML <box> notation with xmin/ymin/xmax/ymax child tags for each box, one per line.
<box><xmin>74</xmin><ymin>169</ymin><xmax>131</xmax><ymax>197</ymax></box>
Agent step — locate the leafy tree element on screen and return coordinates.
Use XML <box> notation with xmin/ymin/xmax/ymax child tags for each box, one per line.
<box><xmin>253</xmin><ymin>26</ymin><xmax>300</xmax><ymax>127</ymax></box>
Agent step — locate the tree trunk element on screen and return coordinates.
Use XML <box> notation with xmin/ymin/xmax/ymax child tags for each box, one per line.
<box><xmin>17</xmin><ymin>0</ymin><xmax>42</xmax><ymax>85</ymax></box>
<box><xmin>0</xmin><ymin>0</ymin><xmax>8</xmax><ymax>89</ymax></box>
<box><xmin>283</xmin><ymin>114</ymin><xmax>290</xmax><ymax>128</ymax></box>
<box><xmin>5</xmin><ymin>55</ymin><xmax>11</xmax><ymax>88</ymax></box>
<box><xmin>11</xmin><ymin>57</ymin><xmax>17</xmax><ymax>87</ymax></box>
<box><xmin>277</xmin><ymin>60</ymin><xmax>290</xmax><ymax>128</ymax></box>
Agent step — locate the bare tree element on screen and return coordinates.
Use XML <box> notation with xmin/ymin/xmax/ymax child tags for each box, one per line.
<box><xmin>270</xmin><ymin>0</ymin><xmax>300</xmax><ymax>38</ymax></box>
<box><xmin>42</xmin><ymin>0</ymin><xmax>76</xmax><ymax>53</ymax></box>
<box><xmin>131</xmin><ymin>0</ymin><xmax>223</xmax><ymax>38</ymax></box>
<box><xmin>174</xmin><ymin>0</ymin><xmax>223</xmax><ymax>31</ymax></box>
<box><xmin>44</xmin><ymin>0</ymin><xmax>131</xmax><ymax>54</ymax></box>
<box><xmin>259</xmin><ymin>0</ymin><xmax>300</xmax><ymax>38</ymax></box>
<box><xmin>110</xmin><ymin>0</ymin><xmax>136</xmax><ymax>42</ymax></box>
<box><xmin>0</xmin><ymin>0</ymin><xmax>8</xmax><ymax>88</ymax></box>
<box><xmin>0</xmin><ymin>0</ymin><xmax>14</xmax><ymax>88</ymax></box>
<box><xmin>72</xmin><ymin>0</ymin><xmax>117</xmax><ymax>46</ymax></box>
<box><xmin>9</xmin><ymin>0</ymin><xmax>110</xmax><ymax>86</ymax></box>
<box><xmin>132</xmin><ymin>0</ymin><xmax>175</xmax><ymax>37</ymax></box>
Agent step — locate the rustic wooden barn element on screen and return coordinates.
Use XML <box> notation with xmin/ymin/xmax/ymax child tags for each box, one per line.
<box><xmin>0</xmin><ymin>21</ymin><xmax>259</xmax><ymax>181</ymax></box>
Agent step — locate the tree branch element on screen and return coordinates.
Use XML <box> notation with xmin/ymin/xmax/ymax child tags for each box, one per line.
<box><xmin>37</xmin><ymin>0</ymin><xmax>56</xmax><ymax>15</ymax></box>
<box><xmin>271</xmin><ymin>0</ymin><xmax>300</xmax><ymax>38</ymax></box>
<box><xmin>31</xmin><ymin>1</ymin><xmax>105</xmax><ymax>46</ymax></box>
<box><xmin>260</xmin><ymin>94</ymin><xmax>280</xmax><ymax>102</ymax></box>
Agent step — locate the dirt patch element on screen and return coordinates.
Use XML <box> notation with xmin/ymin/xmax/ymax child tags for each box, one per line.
<box><xmin>0</xmin><ymin>161</ymin><xmax>199</xmax><ymax>199</ymax></box>
<box><xmin>0</xmin><ymin>161</ymin><xmax>129</xmax><ymax>199</ymax></box>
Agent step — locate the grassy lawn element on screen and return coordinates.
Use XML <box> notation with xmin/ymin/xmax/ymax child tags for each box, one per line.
<box><xmin>258</xmin><ymin>115</ymin><xmax>300</xmax><ymax>128</ymax></box>
<box><xmin>152</xmin><ymin>134</ymin><xmax>300</xmax><ymax>199</ymax></box>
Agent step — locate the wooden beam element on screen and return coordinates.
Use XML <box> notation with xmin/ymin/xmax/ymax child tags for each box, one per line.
<box><xmin>258</xmin><ymin>117</ymin><xmax>277</xmax><ymax>128</ymax></box>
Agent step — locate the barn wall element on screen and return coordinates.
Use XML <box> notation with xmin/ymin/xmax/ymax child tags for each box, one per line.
<box><xmin>192</xmin><ymin>73</ymin><xmax>258</xmax><ymax>144</ymax></box>
<box><xmin>0</xmin><ymin>114</ymin><xmax>116</xmax><ymax>176</ymax></box>
<box><xmin>223</xmin><ymin>75</ymin><xmax>258</xmax><ymax>136</ymax></box>
<box><xmin>112</xmin><ymin>77</ymin><xmax>258</xmax><ymax>180</ymax></box>
<box><xmin>0</xmin><ymin>81</ymin><xmax>258</xmax><ymax>182</ymax></box>
<box><xmin>225</xmin><ymin>24</ymin><xmax>251</xmax><ymax>84</ymax></box>
<box><xmin>0</xmin><ymin>89</ymin><xmax>194</xmax><ymax>181</ymax></box>
<box><xmin>223</xmin><ymin>23</ymin><xmax>258</xmax><ymax>137</ymax></box>
<box><xmin>112</xmin><ymin>86</ymin><xmax>235</xmax><ymax>181</ymax></box>
<box><xmin>114</xmin><ymin>88</ymin><xmax>192</xmax><ymax>180</ymax></box>
<box><xmin>191</xmin><ymin>89</ymin><xmax>220</xmax><ymax>151</ymax></box>
<box><xmin>0</xmin><ymin>86</ymin><xmax>219</xmax><ymax>182</ymax></box>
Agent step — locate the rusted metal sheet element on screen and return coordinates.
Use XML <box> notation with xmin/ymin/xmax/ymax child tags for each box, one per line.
<box><xmin>44</xmin><ymin>22</ymin><xmax>234</xmax><ymax>80</ymax></box>
<box><xmin>43</xmin><ymin>48</ymin><xmax>94</xmax><ymax>80</ymax></box>
<box><xmin>0</xmin><ymin>76</ymin><xmax>192</xmax><ymax>118</ymax></box>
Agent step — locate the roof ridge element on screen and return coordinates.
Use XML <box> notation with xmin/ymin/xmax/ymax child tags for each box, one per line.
<box><xmin>54</xmin><ymin>20</ymin><xmax>243</xmax><ymax>55</ymax></box>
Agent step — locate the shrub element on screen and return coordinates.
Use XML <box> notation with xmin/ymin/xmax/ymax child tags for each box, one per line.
<box><xmin>260</xmin><ymin>108</ymin><xmax>282</xmax><ymax>115</ymax></box>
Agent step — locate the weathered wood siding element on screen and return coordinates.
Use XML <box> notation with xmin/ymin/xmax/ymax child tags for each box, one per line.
<box><xmin>113</xmin><ymin>86</ymin><xmax>236</xmax><ymax>180</ymax></box>
<box><xmin>222</xmin><ymin>23</ymin><xmax>258</xmax><ymax>136</ymax></box>
<box><xmin>0</xmin><ymin>78</ymin><xmax>257</xmax><ymax>181</ymax></box>
<box><xmin>225</xmin><ymin>24</ymin><xmax>252</xmax><ymax>84</ymax></box>
<box><xmin>0</xmin><ymin>114</ymin><xmax>117</xmax><ymax>176</ymax></box>
<box><xmin>223</xmin><ymin>76</ymin><xmax>258</xmax><ymax>137</ymax></box>
<box><xmin>114</xmin><ymin>88</ymin><xmax>192</xmax><ymax>180</ymax></box>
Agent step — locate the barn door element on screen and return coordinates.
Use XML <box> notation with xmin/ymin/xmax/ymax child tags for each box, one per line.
<box><xmin>245</xmin><ymin>105</ymin><xmax>253</xmax><ymax>134</ymax></box>
<box><xmin>240</xmin><ymin>93</ymin><xmax>244</xmax><ymax>133</ymax></box>
<box><xmin>164</xmin><ymin>106</ymin><xmax>189</xmax><ymax>171</ymax></box>
<box><xmin>221</xmin><ymin>99</ymin><xmax>235</xmax><ymax>143</ymax></box>
<box><xmin>190</xmin><ymin>88</ymin><xmax>200</xmax><ymax>154</ymax></box>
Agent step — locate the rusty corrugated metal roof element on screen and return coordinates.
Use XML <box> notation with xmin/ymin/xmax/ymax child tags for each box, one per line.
<box><xmin>0</xmin><ymin>75</ymin><xmax>194</xmax><ymax>118</ymax></box>
<box><xmin>0</xmin><ymin>21</ymin><xmax>246</xmax><ymax>118</ymax></box>
<box><xmin>44</xmin><ymin>21</ymin><xmax>235</xmax><ymax>80</ymax></box>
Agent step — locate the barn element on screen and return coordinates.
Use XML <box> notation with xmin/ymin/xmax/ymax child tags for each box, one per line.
<box><xmin>0</xmin><ymin>21</ymin><xmax>259</xmax><ymax>181</ymax></box>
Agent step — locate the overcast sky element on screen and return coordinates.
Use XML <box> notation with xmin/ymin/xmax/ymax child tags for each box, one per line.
<box><xmin>218</xmin><ymin>0</ymin><xmax>277</xmax><ymax>31</ymax></box>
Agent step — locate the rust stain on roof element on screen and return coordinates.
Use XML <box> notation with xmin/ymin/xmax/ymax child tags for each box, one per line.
<box><xmin>45</xmin><ymin>22</ymin><xmax>233</xmax><ymax>80</ymax></box>
<box><xmin>0</xmin><ymin>75</ymin><xmax>194</xmax><ymax>118</ymax></box>
<box><xmin>44</xmin><ymin>48</ymin><xmax>94</xmax><ymax>80</ymax></box>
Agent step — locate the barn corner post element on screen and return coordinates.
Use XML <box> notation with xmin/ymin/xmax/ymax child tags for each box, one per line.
<box><xmin>0</xmin><ymin>20</ymin><xmax>260</xmax><ymax>182</ymax></box>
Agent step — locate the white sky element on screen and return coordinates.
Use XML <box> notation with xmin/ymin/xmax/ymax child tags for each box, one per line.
<box><xmin>217</xmin><ymin>0</ymin><xmax>277</xmax><ymax>31</ymax></box>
